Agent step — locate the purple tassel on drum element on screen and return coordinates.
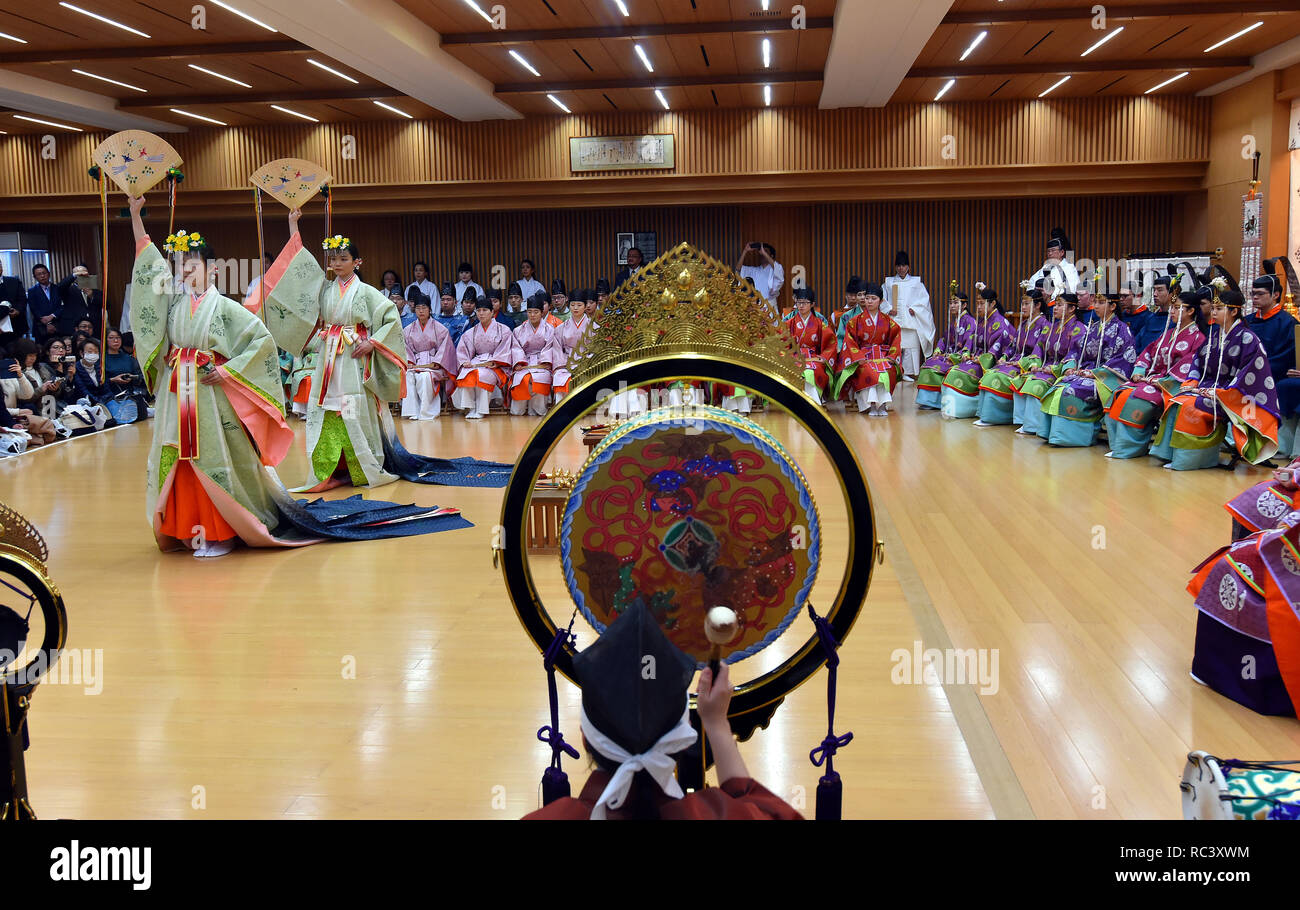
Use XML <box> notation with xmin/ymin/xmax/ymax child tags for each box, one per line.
<box><xmin>537</xmin><ymin>620</ymin><xmax>579</xmax><ymax>805</ymax></box>
<box><xmin>807</xmin><ymin>602</ymin><xmax>852</xmax><ymax>820</ymax></box>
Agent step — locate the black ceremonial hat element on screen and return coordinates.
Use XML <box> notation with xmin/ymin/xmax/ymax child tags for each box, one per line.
<box><xmin>575</xmin><ymin>600</ymin><xmax>697</xmax><ymax>758</ymax></box>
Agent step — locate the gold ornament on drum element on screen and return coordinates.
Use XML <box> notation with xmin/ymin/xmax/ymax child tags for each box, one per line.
<box><xmin>568</xmin><ymin>243</ymin><xmax>801</xmax><ymax>388</ymax></box>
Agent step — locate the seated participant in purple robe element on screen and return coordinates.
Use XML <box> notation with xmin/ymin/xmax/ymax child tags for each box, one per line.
<box><xmin>915</xmin><ymin>288</ymin><xmax>976</xmax><ymax>411</ymax></box>
<box><xmin>1104</xmin><ymin>291</ymin><xmax>1207</xmax><ymax>459</ymax></box>
<box><xmin>1188</xmin><ymin>459</ymin><xmax>1300</xmax><ymax>716</ymax></box>
<box><xmin>975</xmin><ymin>285</ymin><xmax>1050</xmax><ymax>426</ymax></box>
<box><xmin>1038</xmin><ymin>291</ymin><xmax>1136</xmax><ymax>446</ymax></box>
<box><xmin>1154</xmin><ymin>289</ymin><xmax>1279</xmax><ymax>471</ymax></box>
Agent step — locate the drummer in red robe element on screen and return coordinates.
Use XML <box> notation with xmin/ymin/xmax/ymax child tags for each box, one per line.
<box><xmin>788</xmin><ymin>287</ymin><xmax>837</xmax><ymax>404</ymax></box>
<box><xmin>523</xmin><ymin>601</ymin><xmax>801</xmax><ymax>820</ymax></box>
<box><xmin>833</xmin><ymin>281</ymin><xmax>903</xmax><ymax>416</ymax></box>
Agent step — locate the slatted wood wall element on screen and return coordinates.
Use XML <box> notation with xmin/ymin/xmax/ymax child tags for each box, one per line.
<box><xmin>0</xmin><ymin>97</ymin><xmax>1209</xmax><ymax>200</ymax></box>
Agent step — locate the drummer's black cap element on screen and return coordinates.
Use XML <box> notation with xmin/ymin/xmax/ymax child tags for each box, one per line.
<box><xmin>576</xmin><ymin>599</ymin><xmax>697</xmax><ymax>757</ymax></box>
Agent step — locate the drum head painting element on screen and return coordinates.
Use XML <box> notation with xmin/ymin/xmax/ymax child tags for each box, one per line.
<box><xmin>561</xmin><ymin>406</ymin><xmax>820</xmax><ymax>665</ymax></box>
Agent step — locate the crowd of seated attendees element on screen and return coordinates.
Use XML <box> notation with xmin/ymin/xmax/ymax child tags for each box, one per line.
<box><xmin>0</xmin><ymin>262</ymin><xmax>152</xmax><ymax>456</ymax></box>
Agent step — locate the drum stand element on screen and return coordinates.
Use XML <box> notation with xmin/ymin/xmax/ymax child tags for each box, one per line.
<box><xmin>0</xmin><ymin>679</ymin><xmax>36</xmax><ymax>820</ymax></box>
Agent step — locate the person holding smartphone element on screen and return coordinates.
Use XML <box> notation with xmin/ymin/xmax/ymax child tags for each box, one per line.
<box><xmin>1</xmin><ymin>348</ymin><xmax>57</xmax><ymax>446</ymax></box>
<box><xmin>101</xmin><ymin>328</ymin><xmax>151</xmax><ymax>422</ymax></box>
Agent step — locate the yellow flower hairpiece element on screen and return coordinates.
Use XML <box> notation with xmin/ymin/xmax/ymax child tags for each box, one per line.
<box><xmin>164</xmin><ymin>230</ymin><xmax>204</xmax><ymax>253</ymax></box>
<box><xmin>948</xmin><ymin>278</ymin><xmax>959</xmax><ymax>294</ymax></box>
<box><xmin>322</xmin><ymin>235</ymin><xmax>351</xmax><ymax>251</ymax></box>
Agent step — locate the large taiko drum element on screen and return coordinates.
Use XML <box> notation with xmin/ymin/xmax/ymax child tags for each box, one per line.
<box><xmin>561</xmin><ymin>406</ymin><xmax>819</xmax><ymax>665</ymax></box>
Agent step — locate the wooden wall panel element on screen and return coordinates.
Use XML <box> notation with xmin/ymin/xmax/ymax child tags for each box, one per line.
<box><xmin>0</xmin><ymin>97</ymin><xmax>1210</xmax><ymax>203</ymax></box>
<box><xmin>88</xmin><ymin>194</ymin><xmax>1185</xmax><ymax>337</ymax></box>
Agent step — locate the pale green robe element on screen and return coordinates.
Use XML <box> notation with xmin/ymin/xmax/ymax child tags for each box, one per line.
<box><xmin>263</xmin><ymin>246</ymin><xmax>407</xmax><ymax>489</ymax></box>
<box><xmin>132</xmin><ymin>244</ymin><xmax>289</xmax><ymax>543</ymax></box>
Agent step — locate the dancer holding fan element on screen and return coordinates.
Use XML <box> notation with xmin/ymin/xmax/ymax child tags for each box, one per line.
<box><xmin>127</xmin><ymin>192</ymin><xmax>470</xmax><ymax>555</ymax></box>
<box><xmin>261</xmin><ymin>192</ymin><xmax>510</xmax><ymax>489</ymax></box>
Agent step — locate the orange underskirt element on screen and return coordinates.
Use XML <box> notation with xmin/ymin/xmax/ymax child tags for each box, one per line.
<box><xmin>160</xmin><ymin>460</ymin><xmax>238</xmax><ymax>544</ymax></box>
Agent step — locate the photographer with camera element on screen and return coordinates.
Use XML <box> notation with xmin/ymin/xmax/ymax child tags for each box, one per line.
<box><xmin>56</xmin><ymin>263</ymin><xmax>103</xmax><ymax>338</ymax></box>
<box><xmin>735</xmin><ymin>241</ymin><xmax>784</xmax><ymax>308</ymax></box>
<box><xmin>33</xmin><ymin>338</ymin><xmax>80</xmax><ymax>417</ymax></box>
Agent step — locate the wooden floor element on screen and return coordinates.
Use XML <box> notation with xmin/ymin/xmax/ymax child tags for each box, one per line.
<box><xmin>4</xmin><ymin>381</ymin><xmax>1299</xmax><ymax>819</ymax></box>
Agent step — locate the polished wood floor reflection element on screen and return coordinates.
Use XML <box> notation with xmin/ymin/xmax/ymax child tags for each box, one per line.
<box><xmin>3</xmin><ymin>382</ymin><xmax>1296</xmax><ymax>819</ymax></box>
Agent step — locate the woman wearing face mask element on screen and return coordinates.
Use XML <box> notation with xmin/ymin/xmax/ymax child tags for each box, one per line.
<box><xmin>1153</xmin><ymin>287</ymin><xmax>1279</xmax><ymax>471</ymax></box>
<box><xmin>915</xmin><ymin>285</ymin><xmax>976</xmax><ymax>411</ymax></box>
<box><xmin>975</xmin><ymin>284</ymin><xmax>1050</xmax><ymax>427</ymax></box>
<box><xmin>74</xmin><ymin>338</ymin><xmax>111</xmax><ymax>402</ymax></box>
<box><xmin>1103</xmin><ymin>290</ymin><xmax>1207</xmax><ymax>459</ymax></box>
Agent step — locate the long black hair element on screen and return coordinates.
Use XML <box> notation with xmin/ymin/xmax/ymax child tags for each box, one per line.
<box><xmin>1177</xmin><ymin>290</ymin><xmax>1212</xmax><ymax>336</ymax></box>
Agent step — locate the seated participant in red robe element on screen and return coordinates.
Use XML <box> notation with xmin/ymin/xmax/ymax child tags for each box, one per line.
<box><xmin>833</xmin><ymin>282</ymin><xmax>903</xmax><ymax>417</ymax></box>
<box><xmin>523</xmin><ymin>601</ymin><xmax>801</xmax><ymax>820</ymax></box>
<box><xmin>787</xmin><ymin>287</ymin><xmax>836</xmax><ymax>404</ymax></box>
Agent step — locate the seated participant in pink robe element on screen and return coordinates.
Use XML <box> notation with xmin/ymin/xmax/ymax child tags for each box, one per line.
<box><xmin>510</xmin><ymin>292</ymin><xmax>558</xmax><ymax>417</ymax></box>
<box><xmin>453</xmin><ymin>297</ymin><xmax>517</xmax><ymax>420</ymax></box>
<box><xmin>551</xmin><ymin>289</ymin><xmax>596</xmax><ymax>400</ymax></box>
<box><xmin>401</xmin><ymin>291</ymin><xmax>457</xmax><ymax>421</ymax></box>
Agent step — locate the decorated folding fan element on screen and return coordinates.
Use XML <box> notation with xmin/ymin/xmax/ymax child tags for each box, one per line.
<box><xmin>91</xmin><ymin>130</ymin><xmax>182</xmax><ymax>196</ymax></box>
<box><xmin>250</xmin><ymin>158</ymin><xmax>332</xmax><ymax>209</ymax></box>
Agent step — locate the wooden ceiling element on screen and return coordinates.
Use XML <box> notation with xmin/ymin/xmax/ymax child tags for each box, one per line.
<box><xmin>0</xmin><ymin>0</ymin><xmax>1296</xmax><ymax>130</ymax></box>
<box><xmin>897</xmin><ymin>0</ymin><xmax>1300</xmax><ymax>103</ymax></box>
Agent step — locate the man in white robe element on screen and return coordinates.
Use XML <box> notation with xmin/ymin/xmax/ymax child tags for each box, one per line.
<box><xmin>881</xmin><ymin>250</ymin><xmax>934</xmax><ymax>381</ymax></box>
<box><xmin>1026</xmin><ymin>228</ymin><xmax>1080</xmax><ymax>298</ymax></box>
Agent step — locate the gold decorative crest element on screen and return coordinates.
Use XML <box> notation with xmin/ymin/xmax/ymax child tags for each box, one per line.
<box><xmin>0</xmin><ymin>504</ymin><xmax>49</xmax><ymax>569</ymax></box>
<box><xmin>570</xmin><ymin>243</ymin><xmax>802</xmax><ymax>387</ymax></box>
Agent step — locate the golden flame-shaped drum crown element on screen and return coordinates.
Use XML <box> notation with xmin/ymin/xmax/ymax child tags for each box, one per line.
<box><xmin>0</xmin><ymin>503</ymin><xmax>49</xmax><ymax>569</ymax></box>
<box><xmin>571</xmin><ymin>243</ymin><xmax>803</xmax><ymax>387</ymax></box>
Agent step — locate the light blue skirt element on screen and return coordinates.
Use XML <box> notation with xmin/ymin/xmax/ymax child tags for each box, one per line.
<box><xmin>1103</xmin><ymin>416</ymin><xmax>1153</xmax><ymax>459</ymax></box>
<box><xmin>1047</xmin><ymin>416</ymin><xmax>1100</xmax><ymax>447</ymax></box>
<box><xmin>1280</xmin><ymin>415</ymin><xmax>1298</xmax><ymax>460</ymax></box>
<box><xmin>916</xmin><ymin>387</ymin><xmax>941</xmax><ymax>410</ymax></box>
<box><xmin>941</xmin><ymin>386</ymin><xmax>979</xmax><ymax>419</ymax></box>
<box><xmin>978</xmin><ymin>391</ymin><xmax>1013</xmax><ymax>425</ymax></box>
<box><xmin>1019</xmin><ymin>398</ymin><xmax>1043</xmax><ymax>435</ymax></box>
<box><xmin>1012</xmin><ymin>392</ymin><xmax>1029</xmax><ymax>426</ymax></box>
